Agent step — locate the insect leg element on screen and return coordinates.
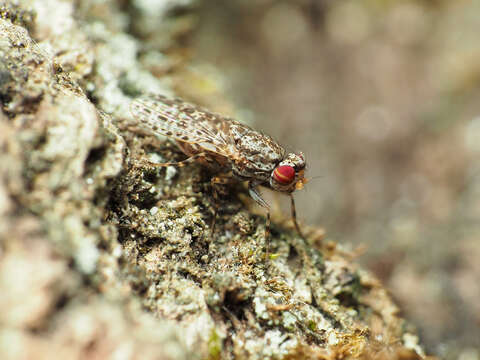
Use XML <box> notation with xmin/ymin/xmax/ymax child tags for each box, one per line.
<box><xmin>210</xmin><ymin>174</ymin><xmax>233</xmax><ymax>237</ymax></box>
<box><xmin>145</xmin><ymin>152</ymin><xmax>207</xmax><ymax>168</ymax></box>
<box><xmin>248</xmin><ymin>182</ymin><xmax>271</xmax><ymax>258</ymax></box>
<box><xmin>290</xmin><ymin>193</ymin><xmax>305</xmax><ymax>239</ymax></box>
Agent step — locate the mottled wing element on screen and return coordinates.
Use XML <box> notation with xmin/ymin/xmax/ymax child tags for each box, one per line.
<box><xmin>130</xmin><ymin>94</ymin><xmax>232</xmax><ymax>156</ymax></box>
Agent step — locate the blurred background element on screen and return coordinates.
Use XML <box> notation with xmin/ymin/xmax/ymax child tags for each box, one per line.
<box><xmin>176</xmin><ymin>1</ymin><xmax>480</xmax><ymax>358</ymax></box>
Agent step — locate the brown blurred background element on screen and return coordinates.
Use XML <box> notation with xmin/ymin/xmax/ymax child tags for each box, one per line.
<box><xmin>183</xmin><ymin>0</ymin><xmax>480</xmax><ymax>358</ymax></box>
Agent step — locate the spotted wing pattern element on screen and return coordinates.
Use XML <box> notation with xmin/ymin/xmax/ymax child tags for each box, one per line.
<box><xmin>130</xmin><ymin>94</ymin><xmax>234</xmax><ymax>157</ymax></box>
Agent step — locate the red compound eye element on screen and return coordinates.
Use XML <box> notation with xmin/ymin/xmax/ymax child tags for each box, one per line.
<box><xmin>273</xmin><ymin>165</ymin><xmax>295</xmax><ymax>184</ymax></box>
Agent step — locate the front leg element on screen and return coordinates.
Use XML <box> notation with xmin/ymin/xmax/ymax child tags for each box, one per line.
<box><xmin>248</xmin><ymin>182</ymin><xmax>270</xmax><ymax>209</ymax></box>
<box><xmin>289</xmin><ymin>193</ymin><xmax>304</xmax><ymax>239</ymax></box>
<box><xmin>248</xmin><ymin>182</ymin><xmax>271</xmax><ymax>257</ymax></box>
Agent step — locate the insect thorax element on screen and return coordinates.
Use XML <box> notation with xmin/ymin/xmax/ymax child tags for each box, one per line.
<box><xmin>228</xmin><ymin>123</ymin><xmax>286</xmax><ymax>180</ymax></box>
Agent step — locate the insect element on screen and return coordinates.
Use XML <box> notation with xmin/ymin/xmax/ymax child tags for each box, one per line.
<box><xmin>130</xmin><ymin>94</ymin><xmax>307</xmax><ymax>245</ymax></box>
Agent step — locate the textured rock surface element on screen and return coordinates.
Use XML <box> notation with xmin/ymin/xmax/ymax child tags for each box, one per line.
<box><xmin>0</xmin><ymin>1</ymin><xmax>432</xmax><ymax>359</ymax></box>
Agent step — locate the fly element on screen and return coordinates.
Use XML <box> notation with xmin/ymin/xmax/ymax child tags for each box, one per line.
<box><xmin>130</xmin><ymin>94</ymin><xmax>307</xmax><ymax>246</ymax></box>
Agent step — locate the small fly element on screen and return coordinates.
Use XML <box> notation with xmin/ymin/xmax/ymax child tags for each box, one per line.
<box><xmin>130</xmin><ymin>94</ymin><xmax>307</xmax><ymax>245</ymax></box>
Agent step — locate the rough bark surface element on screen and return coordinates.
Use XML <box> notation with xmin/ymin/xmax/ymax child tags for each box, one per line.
<box><xmin>0</xmin><ymin>1</ymin><xmax>432</xmax><ymax>359</ymax></box>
